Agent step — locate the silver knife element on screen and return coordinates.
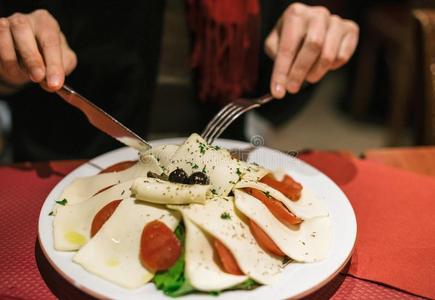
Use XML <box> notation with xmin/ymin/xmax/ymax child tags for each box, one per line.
<box><xmin>56</xmin><ymin>84</ymin><xmax>152</xmax><ymax>152</ymax></box>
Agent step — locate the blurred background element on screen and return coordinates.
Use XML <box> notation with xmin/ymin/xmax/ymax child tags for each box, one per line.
<box><xmin>1</xmin><ymin>0</ymin><xmax>435</xmax><ymax>162</ymax></box>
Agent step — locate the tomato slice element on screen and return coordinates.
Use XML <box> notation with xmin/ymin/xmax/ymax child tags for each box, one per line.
<box><xmin>140</xmin><ymin>220</ymin><xmax>181</xmax><ymax>272</ymax></box>
<box><xmin>99</xmin><ymin>160</ymin><xmax>137</xmax><ymax>174</ymax></box>
<box><xmin>90</xmin><ymin>200</ymin><xmax>122</xmax><ymax>237</ymax></box>
<box><xmin>92</xmin><ymin>184</ymin><xmax>115</xmax><ymax>197</ymax></box>
<box><xmin>213</xmin><ymin>239</ymin><xmax>244</xmax><ymax>275</ymax></box>
<box><xmin>244</xmin><ymin>188</ymin><xmax>302</xmax><ymax>226</ymax></box>
<box><xmin>248</xmin><ymin>219</ymin><xmax>285</xmax><ymax>257</ymax></box>
<box><xmin>260</xmin><ymin>174</ymin><xmax>302</xmax><ymax>201</ymax></box>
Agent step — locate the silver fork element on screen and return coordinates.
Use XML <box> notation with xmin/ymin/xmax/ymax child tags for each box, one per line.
<box><xmin>201</xmin><ymin>94</ymin><xmax>274</xmax><ymax>144</ymax></box>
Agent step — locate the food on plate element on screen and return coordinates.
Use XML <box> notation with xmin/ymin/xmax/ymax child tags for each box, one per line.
<box><xmin>51</xmin><ymin>133</ymin><xmax>331</xmax><ymax>296</ymax></box>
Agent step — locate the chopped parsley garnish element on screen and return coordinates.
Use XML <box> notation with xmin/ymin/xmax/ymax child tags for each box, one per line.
<box><xmin>236</xmin><ymin>168</ymin><xmax>242</xmax><ymax>176</ymax></box>
<box><xmin>211</xmin><ymin>189</ymin><xmax>217</xmax><ymax>195</ymax></box>
<box><xmin>263</xmin><ymin>191</ymin><xmax>271</xmax><ymax>198</ymax></box>
<box><xmin>56</xmin><ymin>199</ymin><xmax>68</xmax><ymax>206</ymax></box>
<box><xmin>48</xmin><ymin>211</ymin><xmax>54</xmax><ymax>216</ymax></box>
<box><xmin>198</xmin><ymin>143</ymin><xmax>207</xmax><ymax>154</ymax></box>
<box><xmin>202</xmin><ymin>165</ymin><xmax>207</xmax><ymax>173</ymax></box>
<box><xmin>213</xmin><ymin>145</ymin><xmax>221</xmax><ymax>150</ymax></box>
<box><xmin>228</xmin><ymin>180</ymin><xmax>236</xmax><ymax>185</ymax></box>
<box><xmin>220</xmin><ymin>212</ymin><xmax>231</xmax><ymax>220</ymax></box>
<box><xmin>192</xmin><ymin>163</ymin><xmax>199</xmax><ymax>169</ymax></box>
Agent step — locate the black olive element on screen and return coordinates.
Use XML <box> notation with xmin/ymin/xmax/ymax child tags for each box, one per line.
<box><xmin>188</xmin><ymin>172</ymin><xmax>210</xmax><ymax>185</ymax></box>
<box><xmin>168</xmin><ymin>168</ymin><xmax>189</xmax><ymax>184</ymax></box>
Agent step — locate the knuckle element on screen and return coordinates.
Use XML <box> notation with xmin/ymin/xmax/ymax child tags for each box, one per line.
<box><xmin>306</xmin><ymin>36</ymin><xmax>323</xmax><ymax>51</ymax></box>
<box><xmin>9</xmin><ymin>13</ymin><xmax>29</xmax><ymax>28</ymax></box>
<box><xmin>320</xmin><ymin>53</ymin><xmax>334</xmax><ymax>66</ymax></box>
<box><xmin>22</xmin><ymin>56</ymin><xmax>42</xmax><ymax>68</ymax></box>
<box><xmin>314</xmin><ymin>6</ymin><xmax>330</xmax><ymax>17</ymax></box>
<box><xmin>346</xmin><ymin>20</ymin><xmax>359</xmax><ymax>34</ymax></box>
<box><xmin>66</xmin><ymin>50</ymin><xmax>78</xmax><ymax>71</ymax></box>
<box><xmin>0</xmin><ymin>18</ymin><xmax>9</xmax><ymax>31</ymax></box>
<box><xmin>34</xmin><ymin>9</ymin><xmax>60</xmax><ymax>30</ymax></box>
<box><xmin>330</xmin><ymin>14</ymin><xmax>342</xmax><ymax>23</ymax></box>
<box><xmin>278</xmin><ymin>44</ymin><xmax>294</xmax><ymax>58</ymax></box>
<box><xmin>286</xmin><ymin>3</ymin><xmax>305</xmax><ymax>17</ymax></box>
<box><xmin>291</xmin><ymin>67</ymin><xmax>306</xmax><ymax>79</ymax></box>
<box><xmin>33</xmin><ymin>9</ymin><xmax>51</xmax><ymax>19</ymax></box>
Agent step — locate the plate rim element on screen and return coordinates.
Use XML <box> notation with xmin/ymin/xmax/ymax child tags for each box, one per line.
<box><xmin>38</xmin><ymin>138</ymin><xmax>357</xmax><ymax>299</ymax></box>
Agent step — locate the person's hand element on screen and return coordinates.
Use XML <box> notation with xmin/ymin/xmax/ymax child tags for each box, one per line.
<box><xmin>265</xmin><ymin>3</ymin><xmax>359</xmax><ymax>98</ymax></box>
<box><xmin>0</xmin><ymin>9</ymin><xmax>77</xmax><ymax>92</ymax></box>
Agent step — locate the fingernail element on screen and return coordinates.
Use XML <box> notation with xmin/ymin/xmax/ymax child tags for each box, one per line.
<box><xmin>47</xmin><ymin>74</ymin><xmax>61</xmax><ymax>87</ymax></box>
<box><xmin>30</xmin><ymin>68</ymin><xmax>44</xmax><ymax>82</ymax></box>
<box><xmin>287</xmin><ymin>81</ymin><xmax>300</xmax><ymax>93</ymax></box>
<box><xmin>274</xmin><ymin>83</ymin><xmax>285</xmax><ymax>97</ymax></box>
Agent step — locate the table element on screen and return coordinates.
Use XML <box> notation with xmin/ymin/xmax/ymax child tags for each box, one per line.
<box><xmin>0</xmin><ymin>147</ymin><xmax>433</xmax><ymax>299</ymax></box>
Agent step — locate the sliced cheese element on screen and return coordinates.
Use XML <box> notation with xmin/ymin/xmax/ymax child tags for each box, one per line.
<box><xmin>168</xmin><ymin>133</ymin><xmax>240</xmax><ymax>196</ymax></box>
<box><xmin>141</xmin><ymin>144</ymin><xmax>179</xmax><ymax>173</ymax></box>
<box><xmin>131</xmin><ymin>177</ymin><xmax>210</xmax><ymax>204</ymax></box>
<box><xmin>59</xmin><ymin>155</ymin><xmax>162</xmax><ymax>205</ymax></box>
<box><xmin>183</xmin><ymin>217</ymin><xmax>247</xmax><ymax>291</ymax></box>
<box><xmin>54</xmin><ymin>180</ymin><xmax>134</xmax><ymax>251</ymax></box>
<box><xmin>73</xmin><ymin>198</ymin><xmax>180</xmax><ymax>289</ymax></box>
<box><xmin>235</xmin><ymin>180</ymin><xmax>328</xmax><ymax>220</ymax></box>
<box><xmin>170</xmin><ymin>197</ymin><xmax>283</xmax><ymax>285</ymax></box>
<box><xmin>238</xmin><ymin>160</ymin><xmax>270</xmax><ymax>182</ymax></box>
<box><xmin>234</xmin><ymin>190</ymin><xmax>331</xmax><ymax>262</ymax></box>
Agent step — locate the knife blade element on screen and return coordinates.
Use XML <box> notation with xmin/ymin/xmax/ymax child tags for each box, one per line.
<box><xmin>56</xmin><ymin>84</ymin><xmax>151</xmax><ymax>152</ymax></box>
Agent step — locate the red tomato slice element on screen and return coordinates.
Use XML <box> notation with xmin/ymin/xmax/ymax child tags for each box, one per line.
<box><xmin>260</xmin><ymin>174</ymin><xmax>302</xmax><ymax>201</ymax></box>
<box><xmin>213</xmin><ymin>239</ymin><xmax>244</xmax><ymax>275</ymax></box>
<box><xmin>248</xmin><ymin>219</ymin><xmax>285</xmax><ymax>257</ymax></box>
<box><xmin>90</xmin><ymin>200</ymin><xmax>122</xmax><ymax>237</ymax></box>
<box><xmin>244</xmin><ymin>188</ymin><xmax>302</xmax><ymax>226</ymax></box>
<box><xmin>99</xmin><ymin>160</ymin><xmax>137</xmax><ymax>174</ymax></box>
<box><xmin>140</xmin><ymin>220</ymin><xmax>181</xmax><ymax>272</ymax></box>
<box><xmin>92</xmin><ymin>184</ymin><xmax>115</xmax><ymax>197</ymax></box>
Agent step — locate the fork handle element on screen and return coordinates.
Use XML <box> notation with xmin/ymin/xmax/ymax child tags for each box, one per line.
<box><xmin>257</xmin><ymin>94</ymin><xmax>274</xmax><ymax>104</ymax></box>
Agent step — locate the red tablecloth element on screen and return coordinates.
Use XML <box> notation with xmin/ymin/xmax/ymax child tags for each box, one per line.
<box><xmin>0</xmin><ymin>156</ymin><xmax>429</xmax><ymax>299</ymax></box>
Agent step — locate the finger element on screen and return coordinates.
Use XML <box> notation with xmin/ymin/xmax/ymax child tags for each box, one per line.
<box><xmin>60</xmin><ymin>33</ymin><xmax>77</xmax><ymax>75</ymax></box>
<box><xmin>287</xmin><ymin>11</ymin><xmax>329</xmax><ymax>93</ymax></box>
<box><xmin>270</xmin><ymin>10</ymin><xmax>307</xmax><ymax>98</ymax></box>
<box><xmin>9</xmin><ymin>13</ymin><xmax>45</xmax><ymax>82</ymax></box>
<box><xmin>331</xmin><ymin>22</ymin><xmax>359</xmax><ymax>70</ymax></box>
<box><xmin>33</xmin><ymin>10</ymin><xmax>64</xmax><ymax>90</ymax></box>
<box><xmin>264</xmin><ymin>28</ymin><xmax>279</xmax><ymax>60</ymax></box>
<box><xmin>306</xmin><ymin>15</ymin><xmax>345</xmax><ymax>83</ymax></box>
<box><xmin>0</xmin><ymin>18</ymin><xmax>26</xmax><ymax>83</ymax></box>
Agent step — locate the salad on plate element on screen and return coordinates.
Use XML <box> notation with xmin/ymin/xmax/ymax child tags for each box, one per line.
<box><xmin>50</xmin><ymin>133</ymin><xmax>331</xmax><ymax>297</ymax></box>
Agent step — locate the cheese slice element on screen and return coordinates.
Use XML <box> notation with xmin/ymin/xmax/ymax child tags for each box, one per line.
<box><xmin>238</xmin><ymin>160</ymin><xmax>270</xmax><ymax>182</ymax></box>
<box><xmin>170</xmin><ymin>197</ymin><xmax>283</xmax><ymax>285</ymax></box>
<box><xmin>182</xmin><ymin>217</ymin><xmax>248</xmax><ymax>291</ymax></box>
<box><xmin>142</xmin><ymin>144</ymin><xmax>179</xmax><ymax>172</ymax></box>
<box><xmin>59</xmin><ymin>155</ymin><xmax>162</xmax><ymax>205</ymax></box>
<box><xmin>131</xmin><ymin>177</ymin><xmax>210</xmax><ymax>204</ymax></box>
<box><xmin>54</xmin><ymin>180</ymin><xmax>134</xmax><ymax>251</ymax></box>
<box><xmin>235</xmin><ymin>180</ymin><xmax>328</xmax><ymax>220</ymax></box>
<box><xmin>73</xmin><ymin>198</ymin><xmax>180</xmax><ymax>289</ymax></box>
<box><xmin>234</xmin><ymin>190</ymin><xmax>331</xmax><ymax>262</ymax></box>
<box><xmin>167</xmin><ymin>134</ymin><xmax>240</xmax><ymax>196</ymax></box>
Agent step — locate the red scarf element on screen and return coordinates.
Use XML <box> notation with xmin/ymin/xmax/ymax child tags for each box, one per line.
<box><xmin>185</xmin><ymin>0</ymin><xmax>260</xmax><ymax>105</ymax></box>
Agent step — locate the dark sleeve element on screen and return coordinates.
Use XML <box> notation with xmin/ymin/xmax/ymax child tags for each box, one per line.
<box><xmin>256</xmin><ymin>0</ymin><xmax>316</xmax><ymax>126</ymax></box>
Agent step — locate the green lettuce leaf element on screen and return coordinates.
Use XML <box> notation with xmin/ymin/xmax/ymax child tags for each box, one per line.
<box><xmin>153</xmin><ymin>223</ymin><xmax>259</xmax><ymax>297</ymax></box>
<box><xmin>153</xmin><ymin>223</ymin><xmax>195</xmax><ymax>297</ymax></box>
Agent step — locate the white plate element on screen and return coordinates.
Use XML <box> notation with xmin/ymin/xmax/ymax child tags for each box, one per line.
<box><xmin>38</xmin><ymin>138</ymin><xmax>357</xmax><ymax>300</ymax></box>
